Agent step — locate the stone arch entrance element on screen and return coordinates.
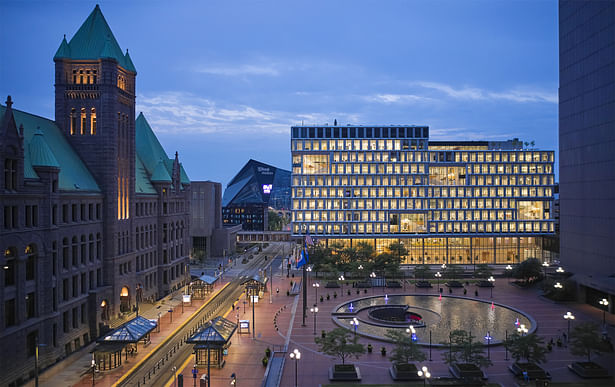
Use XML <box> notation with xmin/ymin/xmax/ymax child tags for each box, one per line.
<box><xmin>120</xmin><ymin>286</ymin><xmax>130</xmax><ymax>313</ymax></box>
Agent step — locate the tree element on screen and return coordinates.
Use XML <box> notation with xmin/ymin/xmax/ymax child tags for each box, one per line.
<box><xmin>374</xmin><ymin>252</ymin><xmax>402</xmax><ymax>278</ymax></box>
<box><xmin>413</xmin><ymin>265</ymin><xmax>432</xmax><ymax>280</ymax></box>
<box><xmin>512</xmin><ymin>258</ymin><xmax>543</xmax><ymax>284</ymax></box>
<box><xmin>267</xmin><ymin>210</ymin><xmax>284</xmax><ymax>231</ymax></box>
<box><xmin>315</xmin><ymin>327</ymin><xmax>365</xmax><ymax>364</ymax></box>
<box><xmin>505</xmin><ymin>332</ymin><xmax>548</xmax><ymax>364</ymax></box>
<box><xmin>385</xmin><ymin>329</ymin><xmax>426</xmax><ymax>365</ymax></box>
<box><xmin>473</xmin><ymin>264</ymin><xmax>493</xmax><ymax>279</ymax></box>
<box><xmin>441</xmin><ymin>330</ymin><xmax>492</xmax><ymax>369</ymax></box>
<box><xmin>569</xmin><ymin>322</ymin><xmax>606</xmax><ymax>362</ymax></box>
<box><xmin>388</xmin><ymin>242</ymin><xmax>408</xmax><ymax>264</ymax></box>
<box><xmin>355</xmin><ymin>241</ymin><xmax>375</xmax><ymax>271</ymax></box>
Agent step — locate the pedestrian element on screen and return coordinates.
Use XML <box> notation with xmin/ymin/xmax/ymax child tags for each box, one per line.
<box><xmin>523</xmin><ymin>370</ymin><xmax>529</xmax><ymax>383</ymax></box>
<box><xmin>563</xmin><ymin>332</ymin><xmax>567</xmax><ymax>341</ymax></box>
<box><xmin>475</xmin><ymin>290</ymin><xmax>479</xmax><ymax>297</ymax></box>
<box><xmin>276</xmin><ymin>287</ymin><xmax>279</xmax><ymax>294</ymax></box>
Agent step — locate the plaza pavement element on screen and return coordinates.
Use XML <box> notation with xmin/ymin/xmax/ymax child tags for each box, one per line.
<box><xmin>30</xmin><ymin>260</ymin><xmax>615</xmax><ymax>387</ymax></box>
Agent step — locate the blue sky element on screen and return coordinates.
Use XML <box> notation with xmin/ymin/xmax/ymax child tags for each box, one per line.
<box><xmin>0</xmin><ymin>0</ymin><xmax>559</xmax><ymax>186</ymax></box>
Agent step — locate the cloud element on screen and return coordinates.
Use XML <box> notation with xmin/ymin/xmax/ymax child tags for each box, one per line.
<box><xmin>136</xmin><ymin>91</ymin><xmax>363</xmax><ymax>135</ymax></box>
<box><xmin>413</xmin><ymin>81</ymin><xmax>557</xmax><ymax>103</ymax></box>
<box><xmin>366</xmin><ymin>94</ymin><xmax>432</xmax><ymax>104</ymax></box>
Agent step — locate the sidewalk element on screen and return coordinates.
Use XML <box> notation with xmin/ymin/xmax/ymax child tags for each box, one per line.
<box><xmin>32</xmin><ymin>281</ymin><xmax>229</xmax><ymax>387</ymax></box>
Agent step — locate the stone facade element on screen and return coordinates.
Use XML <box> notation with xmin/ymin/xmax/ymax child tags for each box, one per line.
<box><xmin>0</xmin><ymin>6</ymin><xmax>191</xmax><ymax>386</ymax></box>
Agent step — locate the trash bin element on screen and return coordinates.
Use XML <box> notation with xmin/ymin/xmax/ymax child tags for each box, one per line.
<box><xmin>200</xmin><ymin>374</ymin><xmax>208</xmax><ymax>387</ymax></box>
<box><xmin>177</xmin><ymin>374</ymin><xmax>183</xmax><ymax>387</ymax></box>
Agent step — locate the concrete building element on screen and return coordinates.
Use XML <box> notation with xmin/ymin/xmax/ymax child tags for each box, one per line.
<box><xmin>559</xmin><ymin>0</ymin><xmax>615</xmax><ymax>304</ymax></box>
<box><xmin>0</xmin><ymin>6</ymin><xmax>191</xmax><ymax>385</ymax></box>
<box><xmin>291</xmin><ymin>125</ymin><xmax>556</xmax><ymax>265</ymax></box>
<box><xmin>190</xmin><ymin>181</ymin><xmax>240</xmax><ymax>261</ymax></box>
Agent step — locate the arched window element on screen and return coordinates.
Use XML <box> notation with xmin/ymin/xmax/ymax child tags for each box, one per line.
<box><xmin>89</xmin><ymin>234</ymin><xmax>94</xmax><ymax>261</ymax></box>
<box><xmin>62</xmin><ymin>238</ymin><xmax>69</xmax><ymax>269</ymax></box>
<box><xmin>70</xmin><ymin>108</ymin><xmax>76</xmax><ymax>135</ymax></box>
<box><xmin>72</xmin><ymin>236</ymin><xmax>78</xmax><ymax>266</ymax></box>
<box><xmin>80</xmin><ymin>235</ymin><xmax>86</xmax><ymax>264</ymax></box>
<box><xmin>25</xmin><ymin>244</ymin><xmax>37</xmax><ymax>281</ymax></box>
<box><xmin>4</xmin><ymin>247</ymin><xmax>17</xmax><ymax>286</ymax></box>
<box><xmin>80</xmin><ymin>108</ymin><xmax>86</xmax><ymax>135</ymax></box>
<box><xmin>90</xmin><ymin>108</ymin><xmax>96</xmax><ymax>135</ymax></box>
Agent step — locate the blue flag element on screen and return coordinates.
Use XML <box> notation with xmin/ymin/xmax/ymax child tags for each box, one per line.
<box><xmin>297</xmin><ymin>238</ymin><xmax>309</xmax><ymax>268</ymax></box>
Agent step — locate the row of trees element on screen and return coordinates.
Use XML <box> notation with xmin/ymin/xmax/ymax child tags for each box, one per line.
<box><xmin>315</xmin><ymin>322</ymin><xmax>607</xmax><ymax>368</ymax></box>
<box><xmin>309</xmin><ymin>241</ymin><xmax>406</xmax><ymax>278</ymax></box>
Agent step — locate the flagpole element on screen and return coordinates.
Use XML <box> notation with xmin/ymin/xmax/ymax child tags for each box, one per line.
<box><xmin>302</xmin><ymin>264</ymin><xmax>307</xmax><ymax>327</ymax></box>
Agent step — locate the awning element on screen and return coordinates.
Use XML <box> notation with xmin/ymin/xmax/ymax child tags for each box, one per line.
<box><xmin>241</xmin><ymin>274</ymin><xmax>268</xmax><ymax>286</ymax></box>
<box><xmin>97</xmin><ymin>316</ymin><xmax>157</xmax><ymax>343</ymax></box>
<box><xmin>187</xmin><ymin>316</ymin><xmax>237</xmax><ymax>347</ymax></box>
<box><xmin>195</xmin><ymin>274</ymin><xmax>219</xmax><ymax>285</ymax></box>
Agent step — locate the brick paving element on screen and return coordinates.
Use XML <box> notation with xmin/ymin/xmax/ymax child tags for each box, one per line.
<box><xmin>33</xmin><ymin>262</ymin><xmax>615</xmax><ymax>386</ymax></box>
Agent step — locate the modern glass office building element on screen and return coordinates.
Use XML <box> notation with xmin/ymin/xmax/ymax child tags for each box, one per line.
<box><xmin>291</xmin><ymin>125</ymin><xmax>555</xmax><ymax>265</ymax></box>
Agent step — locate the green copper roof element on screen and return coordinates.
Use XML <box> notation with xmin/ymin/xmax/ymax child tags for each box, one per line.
<box><xmin>0</xmin><ymin>105</ymin><xmax>100</xmax><ymax>192</ymax></box>
<box><xmin>135</xmin><ymin>155</ymin><xmax>156</xmax><ymax>194</ymax></box>
<box><xmin>150</xmin><ymin>160</ymin><xmax>171</xmax><ymax>183</ymax></box>
<box><xmin>135</xmin><ymin>112</ymin><xmax>190</xmax><ymax>187</ymax></box>
<box><xmin>180</xmin><ymin>164</ymin><xmax>189</xmax><ymax>185</ymax></box>
<box><xmin>54</xmin><ymin>35</ymin><xmax>71</xmax><ymax>59</ymax></box>
<box><xmin>55</xmin><ymin>5</ymin><xmax>136</xmax><ymax>73</ymax></box>
<box><xmin>29</xmin><ymin>129</ymin><xmax>60</xmax><ymax>168</ymax></box>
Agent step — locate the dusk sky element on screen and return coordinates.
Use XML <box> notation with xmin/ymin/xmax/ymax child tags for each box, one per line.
<box><xmin>0</xmin><ymin>0</ymin><xmax>559</xmax><ymax>187</ymax></box>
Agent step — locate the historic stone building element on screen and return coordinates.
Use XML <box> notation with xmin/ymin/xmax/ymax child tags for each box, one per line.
<box><xmin>0</xmin><ymin>6</ymin><xmax>191</xmax><ymax>385</ymax></box>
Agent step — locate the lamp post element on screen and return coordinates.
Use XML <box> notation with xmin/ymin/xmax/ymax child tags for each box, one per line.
<box><xmin>406</xmin><ymin>325</ymin><xmax>417</xmax><ymax>342</ymax></box>
<box><xmin>311</xmin><ymin>305</ymin><xmax>318</xmax><ymax>335</ymax></box>
<box><xmin>289</xmin><ymin>349</ymin><xmax>301</xmax><ymax>387</ymax></box>
<box><xmin>484</xmin><ymin>332</ymin><xmax>492</xmax><ymax>360</ymax></box>
<box><xmin>556</xmin><ymin>266</ymin><xmax>564</xmax><ymax>274</ymax></box>
<box><xmin>517</xmin><ymin>324</ymin><xmax>528</xmax><ymax>336</ymax></box>
<box><xmin>358</xmin><ymin>264</ymin><xmax>364</xmax><ymax>282</ymax></box>
<box><xmin>417</xmin><ymin>365</ymin><xmax>431</xmax><ymax>387</ymax></box>
<box><xmin>306</xmin><ymin>266</ymin><xmax>312</xmax><ymax>287</ymax></box>
<box><xmin>599</xmin><ymin>298</ymin><xmax>609</xmax><ymax>327</ymax></box>
<box><xmin>505</xmin><ymin>265</ymin><xmax>513</xmax><ymax>283</ymax></box>
<box><xmin>135</xmin><ymin>284</ymin><xmax>141</xmax><ymax>317</ymax></box>
<box><xmin>313</xmin><ymin>282</ymin><xmax>320</xmax><ymax>303</ymax></box>
<box><xmin>350</xmin><ymin>317</ymin><xmax>359</xmax><ymax>337</ymax></box>
<box><xmin>230</xmin><ymin>372</ymin><xmax>236</xmax><ymax>386</ymax></box>
<box><xmin>91</xmin><ymin>355</ymin><xmax>96</xmax><ymax>386</ymax></box>
<box><xmin>564</xmin><ymin>312</ymin><xmax>575</xmax><ymax>345</ymax></box>
<box><xmin>172</xmin><ymin>366</ymin><xmax>177</xmax><ymax>387</ymax></box>
<box><xmin>435</xmin><ymin>272</ymin><xmax>442</xmax><ymax>293</ymax></box>
<box><xmin>338</xmin><ymin>275</ymin><xmax>344</xmax><ymax>295</ymax></box>
<box><xmin>488</xmin><ymin>276</ymin><xmax>495</xmax><ymax>298</ymax></box>
<box><xmin>542</xmin><ymin>261</ymin><xmax>549</xmax><ymax>279</ymax></box>
<box><xmin>369</xmin><ymin>272</ymin><xmax>376</xmax><ymax>294</ymax></box>
<box><xmin>554</xmin><ymin>282</ymin><xmax>563</xmax><ymax>290</ymax></box>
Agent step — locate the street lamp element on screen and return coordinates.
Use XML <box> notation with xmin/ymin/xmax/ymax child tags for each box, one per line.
<box><xmin>313</xmin><ymin>282</ymin><xmax>320</xmax><ymax>303</ymax></box>
<box><xmin>172</xmin><ymin>366</ymin><xmax>177</xmax><ymax>387</ymax></box>
<box><xmin>484</xmin><ymin>332</ymin><xmax>492</xmax><ymax>360</ymax></box>
<box><xmin>311</xmin><ymin>305</ymin><xmax>319</xmax><ymax>335</ymax></box>
<box><xmin>338</xmin><ymin>275</ymin><xmax>345</xmax><ymax>295</ymax></box>
<box><xmin>369</xmin><ymin>272</ymin><xmax>376</xmax><ymax>294</ymax></box>
<box><xmin>435</xmin><ymin>272</ymin><xmax>442</xmax><ymax>293</ymax></box>
<box><xmin>554</xmin><ymin>282</ymin><xmax>563</xmax><ymax>290</ymax></box>
<box><xmin>289</xmin><ymin>349</ymin><xmax>301</xmax><ymax>387</ymax></box>
<box><xmin>505</xmin><ymin>265</ymin><xmax>513</xmax><ymax>283</ymax></box>
<box><xmin>358</xmin><ymin>264</ymin><xmax>364</xmax><ymax>281</ymax></box>
<box><xmin>406</xmin><ymin>325</ymin><xmax>418</xmax><ymax>342</ymax></box>
<box><xmin>306</xmin><ymin>266</ymin><xmax>312</xmax><ymax>286</ymax></box>
<box><xmin>564</xmin><ymin>311</ymin><xmax>575</xmax><ymax>344</ymax></box>
<box><xmin>91</xmin><ymin>356</ymin><xmax>96</xmax><ymax>386</ymax></box>
<box><xmin>556</xmin><ymin>266</ymin><xmax>565</xmax><ymax>274</ymax></box>
<box><xmin>517</xmin><ymin>324</ymin><xmax>528</xmax><ymax>336</ymax></box>
<box><xmin>230</xmin><ymin>372</ymin><xmax>236</xmax><ymax>386</ymax></box>
<box><xmin>599</xmin><ymin>298</ymin><xmax>609</xmax><ymax>327</ymax></box>
<box><xmin>417</xmin><ymin>365</ymin><xmax>431</xmax><ymax>386</ymax></box>
<box><xmin>487</xmin><ymin>276</ymin><xmax>495</xmax><ymax>298</ymax></box>
<box><xmin>350</xmin><ymin>317</ymin><xmax>359</xmax><ymax>336</ymax></box>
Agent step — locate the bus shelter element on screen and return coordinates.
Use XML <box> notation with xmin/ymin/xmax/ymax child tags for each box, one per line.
<box><xmin>187</xmin><ymin>316</ymin><xmax>237</xmax><ymax>371</ymax></box>
<box><xmin>241</xmin><ymin>274</ymin><xmax>268</xmax><ymax>299</ymax></box>
<box><xmin>94</xmin><ymin>316</ymin><xmax>157</xmax><ymax>370</ymax></box>
<box><xmin>191</xmin><ymin>274</ymin><xmax>219</xmax><ymax>299</ymax></box>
